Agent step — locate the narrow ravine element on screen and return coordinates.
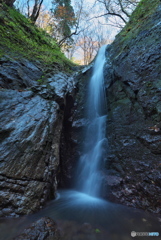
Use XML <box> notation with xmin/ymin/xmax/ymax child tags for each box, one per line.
<box><xmin>0</xmin><ymin>1</ymin><xmax>161</xmax><ymax>239</ymax></box>
<box><xmin>0</xmin><ymin>47</ymin><xmax>160</xmax><ymax>240</ymax></box>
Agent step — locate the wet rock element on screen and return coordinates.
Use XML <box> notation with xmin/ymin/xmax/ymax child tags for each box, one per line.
<box><xmin>0</xmin><ymin>57</ymin><xmax>42</xmax><ymax>89</ymax></box>
<box><xmin>59</xmin><ymin>67</ymin><xmax>92</xmax><ymax>187</ymax></box>
<box><xmin>13</xmin><ymin>217</ymin><xmax>60</xmax><ymax>240</ymax></box>
<box><xmin>105</xmin><ymin>175</ymin><xmax>123</xmax><ymax>187</ymax></box>
<box><xmin>0</xmin><ymin>88</ymin><xmax>61</xmax><ymax>216</ymax></box>
<box><xmin>0</xmin><ymin>57</ymin><xmax>76</xmax><ymax>216</ymax></box>
<box><xmin>103</xmin><ymin>3</ymin><xmax>161</xmax><ymax>213</ymax></box>
<box><xmin>72</xmin><ymin>118</ymin><xmax>89</xmax><ymax>128</ymax></box>
<box><xmin>138</xmin><ymin>132</ymin><xmax>161</xmax><ymax>154</ymax></box>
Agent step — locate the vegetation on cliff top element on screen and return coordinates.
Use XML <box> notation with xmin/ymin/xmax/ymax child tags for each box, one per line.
<box><xmin>123</xmin><ymin>0</ymin><xmax>160</xmax><ymax>35</ymax></box>
<box><xmin>0</xmin><ymin>4</ymin><xmax>74</xmax><ymax>68</ymax></box>
<box><xmin>112</xmin><ymin>0</ymin><xmax>160</xmax><ymax>56</ymax></box>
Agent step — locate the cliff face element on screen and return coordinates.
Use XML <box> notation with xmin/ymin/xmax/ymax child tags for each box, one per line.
<box><xmin>59</xmin><ymin>66</ymin><xmax>93</xmax><ymax>188</ymax></box>
<box><xmin>103</xmin><ymin>0</ymin><xmax>161</xmax><ymax>213</ymax></box>
<box><xmin>0</xmin><ymin>5</ymin><xmax>76</xmax><ymax>217</ymax></box>
<box><xmin>0</xmin><ymin>57</ymin><xmax>76</xmax><ymax>217</ymax></box>
<box><xmin>1</xmin><ymin>0</ymin><xmax>161</xmax><ymax>219</ymax></box>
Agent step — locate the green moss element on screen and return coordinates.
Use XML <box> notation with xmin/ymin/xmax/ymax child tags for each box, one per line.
<box><xmin>121</xmin><ymin>0</ymin><xmax>159</xmax><ymax>36</ymax></box>
<box><xmin>129</xmin><ymin>0</ymin><xmax>159</xmax><ymax>23</ymax></box>
<box><xmin>95</xmin><ymin>229</ymin><xmax>101</xmax><ymax>233</ymax></box>
<box><xmin>0</xmin><ymin>4</ymin><xmax>74</xmax><ymax>69</ymax></box>
<box><xmin>112</xmin><ymin>0</ymin><xmax>160</xmax><ymax>58</ymax></box>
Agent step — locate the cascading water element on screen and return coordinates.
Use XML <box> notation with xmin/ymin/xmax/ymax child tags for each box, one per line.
<box><xmin>1</xmin><ymin>46</ymin><xmax>160</xmax><ymax>240</ymax></box>
<box><xmin>76</xmin><ymin>45</ymin><xmax>108</xmax><ymax>197</ymax></box>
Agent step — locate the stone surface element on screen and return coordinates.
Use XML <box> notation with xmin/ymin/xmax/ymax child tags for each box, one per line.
<box><xmin>13</xmin><ymin>217</ymin><xmax>60</xmax><ymax>240</ymax></box>
<box><xmin>0</xmin><ymin>57</ymin><xmax>42</xmax><ymax>89</ymax></box>
<box><xmin>103</xmin><ymin>3</ymin><xmax>161</xmax><ymax>213</ymax></box>
<box><xmin>59</xmin><ymin>66</ymin><xmax>92</xmax><ymax>188</ymax></box>
<box><xmin>0</xmin><ymin>59</ymin><xmax>76</xmax><ymax>217</ymax></box>
<box><xmin>1</xmin><ymin>1</ymin><xmax>161</xmax><ymax>219</ymax></box>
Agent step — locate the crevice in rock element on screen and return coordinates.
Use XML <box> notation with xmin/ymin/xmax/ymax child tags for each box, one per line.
<box><xmin>123</xmin><ymin>80</ymin><xmax>130</xmax><ymax>87</ymax></box>
<box><xmin>0</xmin><ymin>129</ymin><xmax>13</xmax><ymax>143</ymax></box>
<box><xmin>58</xmin><ymin>93</ymin><xmax>76</xmax><ymax>188</ymax></box>
<box><xmin>57</xmin><ymin>69</ymin><xmax>90</xmax><ymax>190</ymax></box>
<box><xmin>134</xmin><ymin>89</ymin><xmax>139</xmax><ymax>95</ymax></box>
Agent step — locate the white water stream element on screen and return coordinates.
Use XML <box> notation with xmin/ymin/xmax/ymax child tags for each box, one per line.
<box><xmin>0</xmin><ymin>46</ymin><xmax>160</xmax><ymax>240</ymax></box>
<box><xmin>76</xmin><ymin>45</ymin><xmax>108</xmax><ymax>197</ymax></box>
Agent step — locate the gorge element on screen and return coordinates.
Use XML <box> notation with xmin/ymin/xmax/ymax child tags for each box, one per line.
<box><xmin>0</xmin><ymin>0</ymin><xmax>161</xmax><ymax>239</ymax></box>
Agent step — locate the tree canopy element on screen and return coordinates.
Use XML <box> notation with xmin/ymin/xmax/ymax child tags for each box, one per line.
<box><xmin>13</xmin><ymin>0</ymin><xmax>140</xmax><ymax>64</ymax></box>
<box><xmin>51</xmin><ymin>0</ymin><xmax>76</xmax><ymax>46</ymax></box>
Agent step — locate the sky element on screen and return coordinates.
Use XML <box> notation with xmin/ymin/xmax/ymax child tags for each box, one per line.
<box><xmin>14</xmin><ymin>0</ymin><xmax>121</xmax><ymax>63</ymax></box>
<box><xmin>14</xmin><ymin>0</ymin><xmax>120</xmax><ymax>39</ymax></box>
<box><xmin>71</xmin><ymin>0</ymin><xmax>120</xmax><ymax>40</ymax></box>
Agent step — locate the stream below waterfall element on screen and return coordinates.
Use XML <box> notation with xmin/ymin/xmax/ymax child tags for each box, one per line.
<box><xmin>0</xmin><ymin>190</ymin><xmax>160</xmax><ymax>240</ymax></box>
<box><xmin>0</xmin><ymin>46</ymin><xmax>160</xmax><ymax>240</ymax></box>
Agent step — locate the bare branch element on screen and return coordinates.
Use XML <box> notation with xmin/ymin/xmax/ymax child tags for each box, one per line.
<box><xmin>88</xmin><ymin>11</ymin><xmax>127</xmax><ymax>24</ymax></box>
<box><xmin>95</xmin><ymin>0</ymin><xmax>140</xmax><ymax>26</ymax></box>
<box><xmin>118</xmin><ymin>0</ymin><xmax>130</xmax><ymax>18</ymax></box>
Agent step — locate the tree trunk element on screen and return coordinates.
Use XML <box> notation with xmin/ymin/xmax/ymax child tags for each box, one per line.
<box><xmin>30</xmin><ymin>0</ymin><xmax>44</xmax><ymax>24</ymax></box>
<box><xmin>0</xmin><ymin>0</ymin><xmax>15</xmax><ymax>7</ymax></box>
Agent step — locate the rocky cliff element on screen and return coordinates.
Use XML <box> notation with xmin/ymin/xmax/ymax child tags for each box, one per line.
<box><xmin>63</xmin><ymin>0</ymin><xmax>161</xmax><ymax>215</ymax></box>
<box><xmin>103</xmin><ymin>0</ymin><xmax>161</xmax><ymax>213</ymax></box>
<box><xmin>0</xmin><ymin>5</ymin><xmax>76</xmax><ymax>217</ymax></box>
<box><xmin>59</xmin><ymin>65</ymin><xmax>93</xmax><ymax>188</ymax></box>
<box><xmin>1</xmin><ymin>0</ymin><xmax>161</xmax><ymax>219</ymax></box>
<box><xmin>0</xmin><ymin>57</ymin><xmax>76</xmax><ymax>217</ymax></box>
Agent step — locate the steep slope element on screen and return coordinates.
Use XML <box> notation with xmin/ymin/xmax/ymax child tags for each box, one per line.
<box><xmin>104</xmin><ymin>0</ymin><xmax>161</xmax><ymax>213</ymax></box>
<box><xmin>0</xmin><ymin>4</ymin><xmax>72</xmax><ymax>66</ymax></box>
<box><xmin>0</xmin><ymin>4</ymin><xmax>76</xmax><ymax>217</ymax></box>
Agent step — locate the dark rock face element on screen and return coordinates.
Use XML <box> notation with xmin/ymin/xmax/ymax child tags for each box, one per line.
<box><xmin>13</xmin><ymin>217</ymin><xmax>60</xmax><ymax>240</ymax></box>
<box><xmin>59</xmin><ymin>66</ymin><xmax>93</xmax><ymax>188</ymax></box>
<box><xmin>0</xmin><ymin>57</ymin><xmax>42</xmax><ymax>89</ymax></box>
<box><xmin>103</xmin><ymin>3</ymin><xmax>161</xmax><ymax>213</ymax></box>
<box><xmin>0</xmin><ymin>58</ymin><xmax>75</xmax><ymax>217</ymax></box>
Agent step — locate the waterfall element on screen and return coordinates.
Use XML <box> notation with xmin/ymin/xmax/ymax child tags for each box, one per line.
<box><xmin>76</xmin><ymin>45</ymin><xmax>108</xmax><ymax>197</ymax></box>
<box><xmin>1</xmin><ymin>45</ymin><xmax>160</xmax><ymax>240</ymax></box>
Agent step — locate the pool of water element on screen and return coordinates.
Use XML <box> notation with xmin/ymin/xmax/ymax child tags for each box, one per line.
<box><xmin>0</xmin><ymin>190</ymin><xmax>160</xmax><ymax>240</ymax></box>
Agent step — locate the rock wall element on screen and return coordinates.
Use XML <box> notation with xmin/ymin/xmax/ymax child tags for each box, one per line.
<box><xmin>1</xmin><ymin>0</ymin><xmax>161</xmax><ymax>218</ymax></box>
<box><xmin>103</xmin><ymin>1</ymin><xmax>161</xmax><ymax>213</ymax></box>
<box><xmin>0</xmin><ymin>57</ymin><xmax>75</xmax><ymax>217</ymax></box>
<box><xmin>59</xmin><ymin>66</ymin><xmax>93</xmax><ymax>188</ymax></box>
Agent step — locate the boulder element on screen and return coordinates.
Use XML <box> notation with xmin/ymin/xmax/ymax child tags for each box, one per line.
<box><xmin>13</xmin><ymin>217</ymin><xmax>60</xmax><ymax>240</ymax></box>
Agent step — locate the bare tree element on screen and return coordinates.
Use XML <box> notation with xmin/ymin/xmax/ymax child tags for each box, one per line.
<box><xmin>75</xmin><ymin>22</ymin><xmax>110</xmax><ymax>65</ymax></box>
<box><xmin>65</xmin><ymin>34</ymin><xmax>80</xmax><ymax>60</ymax></box>
<box><xmin>35</xmin><ymin>7</ymin><xmax>53</xmax><ymax>30</ymax></box>
<box><xmin>64</xmin><ymin>0</ymin><xmax>114</xmax><ymax>64</ymax></box>
<box><xmin>28</xmin><ymin>0</ymin><xmax>44</xmax><ymax>23</ymax></box>
<box><xmin>94</xmin><ymin>0</ymin><xmax>140</xmax><ymax>25</ymax></box>
<box><xmin>14</xmin><ymin>0</ymin><xmax>44</xmax><ymax>23</ymax></box>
